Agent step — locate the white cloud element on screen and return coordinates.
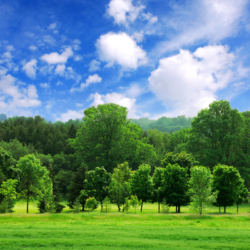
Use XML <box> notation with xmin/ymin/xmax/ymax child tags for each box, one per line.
<box><xmin>89</xmin><ymin>92</ymin><xmax>139</xmax><ymax>118</ymax></box>
<box><xmin>74</xmin><ymin>55</ymin><xmax>83</xmax><ymax>61</ymax></box>
<box><xmin>156</xmin><ymin>0</ymin><xmax>248</xmax><ymax>54</ymax></box>
<box><xmin>89</xmin><ymin>59</ymin><xmax>101</xmax><ymax>71</ymax></box>
<box><xmin>22</xmin><ymin>59</ymin><xmax>37</xmax><ymax>78</ymax></box>
<box><xmin>96</xmin><ymin>32</ymin><xmax>147</xmax><ymax>69</ymax></box>
<box><xmin>73</xmin><ymin>39</ymin><xmax>81</xmax><ymax>51</ymax></box>
<box><xmin>55</xmin><ymin>64</ymin><xmax>66</xmax><ymax>75</ymax></box>
<box><xmin>39</xmin><ymin>83</ymin><xmax>50</xmax><ymax>89</ymax></box>
<box><xmin>126</xmin><ymin>84</ymin><xmax>143</xmax><ymax>98</ymax></box>
<box><xmin>56</xmin><ymin>110</ymin><xmax>83</xmax><ymax>122</ymax></box>
<box><xmin>48</xmin><ymin>22</ymin><xmax>57</xmax><ymax>29</ymax></box>
<box><xmin>141</xmin><ymin>12</ymin><xmax>158</xmax><ymax>23</ymax></box>
<box><xmin>148</xmin><ymin>45</ymin><xmax>245</xmax><ymax>117</ymax></box>
<box><xmin>29</xmin><ymin>46</ymin><xmax>37</xmax><ymax>51</ymax></box>
<box><xmin>40</xmin><ymin>47</ymin><xmax>73</xmax><ymax>64</ymax></box>
<box><xmin>70</xmin><ymin>74</ymin><xmax>102</xmax><ymax>93</ymax></box>
<box><xmin>6</xmin><ymin>45</ymin><xmax>14</xmax><ymax>51</ymax></box>
<box><xmin>43</xmin><ymin>35</ymin><xmax>56</xmax><ymax>45</ymax></box>
<box><xmin>107</xmin><ymin>0</ymin><xmax>145</xmax><ymax>26</ymax></box>
<box><xmin>56</xmin><ymin>81</ymin><xmax>63</xmax><ymax>86</ymax></box>
<box><xmin>76</xmin><ymin>103</ymin><xmax>84</xmax><ymax>107</ymax></box>
<box><xmin>0</xmin><ymin>66</ymin><xmax>8</xmax><ymax>76</ymax></box>
<box><xmin>132</xmin><ymin>31</ymin><xmax>144</xmax><ymax>42</ymax></box>
<box><xmin>0</xmin><ymin>74</ymin><xmax>41</xmax><ymax>115</ymax></box>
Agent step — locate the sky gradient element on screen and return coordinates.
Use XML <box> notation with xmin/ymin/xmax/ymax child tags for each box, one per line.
<box><xmin>0</xmin><ymin>0</ymin><xmax>250</xmax><ymax>122</ymax></box>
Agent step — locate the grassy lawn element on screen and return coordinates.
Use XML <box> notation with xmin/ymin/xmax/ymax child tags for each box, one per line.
<box><xmin>0</xmin><ymin>202</ymin><xmax>249</xmax><ymax>249</ymax></box>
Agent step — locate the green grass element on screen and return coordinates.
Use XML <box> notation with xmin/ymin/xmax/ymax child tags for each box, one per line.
<box><xmin>0</xmin><ymin>202</ymin><xmax>250</xmax><ymax>249</ymax></box>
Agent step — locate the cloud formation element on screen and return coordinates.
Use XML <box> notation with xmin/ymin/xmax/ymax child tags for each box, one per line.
<box><xmin>40</xmin><ymin>47</ymin><xmax>73</xmax><ymax>64</ymax></box>
<box><xmin>149</xmin><ymin>45</ymin><xmax>244</xmax><ymax>117</ymax></box>
<box><xmin>107</xmin><ymin>0</ymin><xmax>144</xmax><ymax>26</ymax></box>
<box><xmin>96</xmin><ymin>32</ymin><xmax>147</xmax><ymax>69</ymax></box>
<box><xmin>70</xmin><ymin>74</ymin><xmax>102</xmax><ymax>93</ymax></box>
<box><xmin>56</xmin><ymin>109</ymin><xmax>83</xmax><ymax>122</ymax></box>
<box><xmin>89</xmin><ymin>92</ymin><xmax>139</xmax><ymax>118</ymax></box>
<box><xmin>22</xmin><ymin>59</ymin><xmax>37</xmax><ymax>78</ymax></box>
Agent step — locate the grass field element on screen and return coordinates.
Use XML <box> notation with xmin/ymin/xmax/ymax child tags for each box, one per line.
<box><xmin>0</xmin><ymin>202</ymin><xmax>250</xmax><ymax>249</ymax></box>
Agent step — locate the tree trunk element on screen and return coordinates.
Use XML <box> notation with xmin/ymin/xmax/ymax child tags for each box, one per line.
<box><xmin>237</xmin><ymin>204</ymin><xmax>239</xmax><ymax>213</ymax></box>
<box><xmin>27</xmin><ymin>187</ymin><xmax>30</xmax><ymax>214</ymax></box>
<box><xmin>141</xmin><ymin>202</ymin><xmax>143</xmax><ymax>212</ymax></box>
<box><xmin>158</xmin><ymin>201</ymin><xmax>160</xmax><ymax>213</ymax></box>
<box><xmin>118</xmin><ymin>205</ymin><xmax>120</xmax><ymax>212</ymax></box>
<box><xmin>219</xmin><ymin>206</ymin><xmax>220</xmax><ymax>213</ymax></box>
<box><xmin>178</xmin><ymin>206</ymin><xmax>180</xmax><ymax>213</ymax></box>
<box><xmin>224</xmin><ymin>206</ymin><xmax>226</xmax><ymax>213</ymax></box>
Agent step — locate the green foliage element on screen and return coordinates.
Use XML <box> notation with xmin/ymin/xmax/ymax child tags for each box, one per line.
<box><xmin>123</xmin><ymin>197</ymin><xmax>131</xmax><ymax>213</ymax></box>
<box><xmin>212</xmin><ymin>164</ymin><xmax>246</xmax><ymax>213</ymax></box>
<box><xmin>17</xmin><ymin>154</ymin><xmax>51</xmax><ymax>213</ymax></box>
<box><xmin>131</xmin><ymin>115</ymin><xmax>192</xmax><ymax>133</ymax></box>
<box><xmin>72</xmin><ymin>197</ymin><xmax>81</xmax><ymax>213</ymax></box>
<box><xmin>69</xmin><ymin>103</ymin><xmax>156</xmax><ymax>172</ymax></box>
<box><xmin>161</xmin><ymin>151</ymin><xmax>198</xmax><ymax>176</ymax></box>
<box><xmin>67</xmin><ymin>164</ymin><xmax>87</xmax><ymax>210</ymax></box>
<box><xmin>129</xmin><ymin>195</ymin><xmax>141</xmax><ymax>213</ymax></box>
<box><xmin>152</xmin><ymin>167</ymin><xmax>164</xmax><ymax>212</ymax></box>
<box><xmin>161</xmin><ymin>198</ymin><xmax>170</xmax><ymax>214</ymax></box>
<box><xmin>130</xmin><ymin>164</ymin><xmax>152</xmax><ymax>212</ymax></box>
<box><xmin>161</xmin><ymin>163</ymin><xmax>190</xmax><ymax>212</ymax></box>
<box><xmin>189</xmin><ymin>166</ymin><xmax>218</xmax><ymax>215</ymax></box>
<box><xmin>101</xmin><ymin>197</ymin><xmax>112</xmax><ymax>213</ymax></box>
<box><xmin>188</xmin><ymin>100</ymin><xmax>244</xmax><ymax>169</ymax></box>
<box><xmin>109</xmin><ymin>162</ymin><xmax>132</xmax><ymax>211</ymax></box>
<box><xmin>0</xmin><ymin>179</ymin><xmax>19</xmax><ymax>213</ymax></box>
<box><xmin>84</xmin><ymin>166</ymin><xmax>111</xmax><ymax>207</ymax></box>
<box><xmin>85</xmin><ymin>197</ymin><xmax>98</xmax><ymax>213</ymax></box>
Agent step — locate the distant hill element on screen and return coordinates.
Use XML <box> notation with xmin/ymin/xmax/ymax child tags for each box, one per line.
<box><xmin>130</xmin><ymin>116</ymin><xmax>192</xmax><ymax>133</ymax></box>
<box><xmin>0</xmin><ymin>114</ymin><xmax>7</xmax><ymax>122</ymax></box>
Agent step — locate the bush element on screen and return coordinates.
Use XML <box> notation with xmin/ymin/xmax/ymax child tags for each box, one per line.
<box><xmin>101</xmin><ymin>197</ymin><xmax>111</xmax><ymax>213</ymax></box>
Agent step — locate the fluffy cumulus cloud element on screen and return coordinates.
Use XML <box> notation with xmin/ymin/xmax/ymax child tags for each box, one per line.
<box><xmin>22</xmin><ymin>59</ymin><xmax>37</xmax><ymax>78</ymax></box>
<box><xmin>88</xmin><ymin>92</ymin><xmax>139</xmax><ymax>118</ymax></box>
<box><xmin>40</xmin><ymin>47</ymin><xmax>73</xmax><ymax>64</ymax></box>
<box><xmin>56</xmin><ymin>110</ymin><xmax>83</xmax><ymax>122</ymax></box>
<box><xmin>70</xmin><ymin>74</ymin><xmax>102</xmax><ymax>93</ymax></box>
<box><xmin>96</xmin><ymin>32</ymin><xmax>147</xmax><ymax>69</ymax></box>
<box><xmin>148</xmin><ymin>45</ymin><xmax>243</xmax><ymax>117</ymax></box>
<box><xmin>55</xmin><ymin>64</ymin><xmax>66</xmax><ymax>75</ymax></box>
<box><xmin>157</xmin><ymin>0</ymin><xmax>248</xmax><ymax>54</ymax></box>
<box><xmin>0</xmin><ymin>74</ymin><xmax>41</xmax><ymax>116</ymax></box>
<box><xmin>107</xmin><ymin>0</ymin><xmax>145</xmax><ymax>26</ymax></box>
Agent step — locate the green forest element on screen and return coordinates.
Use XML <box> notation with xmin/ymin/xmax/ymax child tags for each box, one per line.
<box><xmin>0</xmin><ymin>100</ymin><xmax>249</xmax><ymax>215</ymax></box>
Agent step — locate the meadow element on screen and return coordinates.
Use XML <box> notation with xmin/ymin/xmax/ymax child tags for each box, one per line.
<box><xmin>0</xmin><ymin>202</ymin><xmax>250</xmax><ymax>249</ymax></box>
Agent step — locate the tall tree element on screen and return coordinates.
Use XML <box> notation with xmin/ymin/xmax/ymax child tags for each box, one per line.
<box><xmin>69</xmin><ymin>103</ymin><xmax>156</xmax><ymax>172</ymax></box>
<box><xmin>187</xmin><ymin>100</ymin><xmax>244</xmax><ymax>169</ymax></box>
<box><xmin>130</xmin><ymin>164</ymin><xmax>152</xmax><ymax>212</ymax></box>
<box><xmin>17</xmin><ymin>154</ymin><xmax>51</xmax><ymax>213</ymax></box>
<box><xmin>161</xmin><ymin>163</ymin><xmax>190</xmax><ymax>213</ymax></box>
<box><xmin>109</xmin><ymin>162</ymin><xmax>132</xmax><ymax>211</ymax></box>
<box><xmin>212</xmin><ymin>164</ymin><xmax>245</xmax><ymax>213</ymax></box>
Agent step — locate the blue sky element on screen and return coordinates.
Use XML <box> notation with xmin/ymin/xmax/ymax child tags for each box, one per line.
<box><xmin>0</xmin><ymin>0</ymin><xmax>250</xmax><ymax>122</ymax></box>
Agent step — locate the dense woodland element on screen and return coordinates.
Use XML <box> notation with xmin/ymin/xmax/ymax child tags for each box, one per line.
<box><xmin>0</xmin><ymin>100</ymin><xmax>249</xmax><ymax>214</ymax></box>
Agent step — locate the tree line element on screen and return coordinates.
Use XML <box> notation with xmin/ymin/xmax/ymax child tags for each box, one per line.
<box><xmin>0</xmin><ymin>100</ymin><xmax>250</xmax><ymax>214</ymax></box>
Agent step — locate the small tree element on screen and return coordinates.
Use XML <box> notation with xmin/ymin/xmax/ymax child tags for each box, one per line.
<box><xmin>236</xmin><ymin>184</ymin><xmax>249</xmax><ymax>213</ymax></box>
<box><xmin>85</xmin><ymin>197</ymin><xmax>98</xmax><ymax>213</ymax></box>
<box><xmin>0</xmin><ymin>179</ymin><xmax>19</xmax><ymax>213</ymax></box>
<box><xmin>123</xmin><ymin>197</ymin><xmax>131</xmax><ymax>214</ymax></box>
<box><xmin>130</xmin><ymin>164</ymin><xmax>152</xmax><ymax>212</ymax></box>
<box><xmin>73</xmin><ymin>197</ymin><xmax>81</xmax><ymax>213</ymax></box>
<box><xmin>129</xmin><ymin>195</ymin><xmax>141</xmax><ymax>214</ymax></box>
<box><xmin>189</xmin><ymin>166</ymin><xmax>218</xmax><ymax>215</ymax></box>
<box><xmin>161</xmin><ymin>163</ymin><xmax>190</xmax><ymax>213</ymax></box>
<box><xmin>213</xmin><ymin>165</ymin><xmax>245</xmax><ymax>213</ymax></box>
<box><xmin>102</xmin><ymin>197</ymin><xmax>112</xmax><ymax>213</ymax></box>
<box><xmin>152</xmin><ymin>167</ymin><xmax>164</xmax><ymax>213</ymax></box>
<box><xmin>17</xmin><ymin>154</ymin><xmax>51</xmax><ymax>213</ymax></box>
<box><xmin>161</xmin><ymin>198</ymin><xmax>170</xmax><ymax>214</ymax></box>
